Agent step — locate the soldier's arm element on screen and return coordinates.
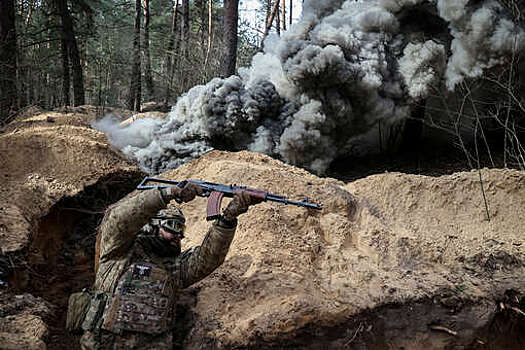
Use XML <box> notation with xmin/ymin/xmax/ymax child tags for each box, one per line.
<box><xmin>177</xmin><ymin>218</ymin><xmax>237</xmax><ymax>288</ymax></box>
<box><xmin>98</xmin><ymin>188</ymin><xmax>170</xmax><ymax>263</ymax></box>
<box><xmin>176</xmin><ymin>191</ymin><xmax>262</xmax><ymax>288</ymax></box>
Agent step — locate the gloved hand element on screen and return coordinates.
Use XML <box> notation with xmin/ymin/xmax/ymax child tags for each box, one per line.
<box><xmin>164</xmin><ymin>182</ymin><xmax>203</xmax><ymax>203</ymax></box>
<box><xmin>222</xmin><ymin>190</ymin><xmax>263</xmax><ymax>222</ymax></box>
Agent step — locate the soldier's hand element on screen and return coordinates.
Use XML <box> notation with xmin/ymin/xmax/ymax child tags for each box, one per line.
<box><xmin>172</xmin><ymin>182</ymin><xmax>203</xmax><ymax>203</ymax></box>
<box><xmin>222</xmin><ymin>190</ymin><xmax>263</xmax><ymax>221</ymax></box>
<box><xmin>162</xmin><ymin>182</ymin><xmax>203</xmax><ymax>203</ymax></box>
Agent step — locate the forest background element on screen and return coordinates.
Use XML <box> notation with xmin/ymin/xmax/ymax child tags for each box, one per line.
<box><xmin>0</xmin><ymin>0</ymin><xmax>299</xmax><ymax>122</ymax></box>
<box><xmin>1</xmin><ymin>0</ymin><xmax>524</xmax><ymax>178</ymax></box>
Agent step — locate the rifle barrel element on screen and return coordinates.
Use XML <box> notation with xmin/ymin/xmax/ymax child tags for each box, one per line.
<box><xmin>137</xmin><ymin>177</ymin><xmax>181</xmax><ymax>189</ymax></box>
<box><xmin>270</xmin><ymin>197</ymin><xmax>323</xmax><ymax>210</ymax></box>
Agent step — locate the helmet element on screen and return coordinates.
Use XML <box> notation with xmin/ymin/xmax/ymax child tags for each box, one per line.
<box><xmin>151</xmin><ymin>206</ymin><xmax>186</xmax><ymax>236</ymax></box>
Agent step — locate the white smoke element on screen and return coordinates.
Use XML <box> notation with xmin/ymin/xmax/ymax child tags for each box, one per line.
<box><xmin>92</xmin><ymin>114</ymin><xmax>164</xmax><ymax>150</ymax></box>
<box><xmin>443</xmin><ymin>0</ymin><xmax>525</xmax><ymax>89</ymax></box>
<box><xmin>93</xmin><ymin>0</ymin><xmax>524</xmax><ymax>174</ymax></box>
<box><xmin>398</xmin><ymin>41</ymin><xmax>446</xmax><ymax>99</ymax></box>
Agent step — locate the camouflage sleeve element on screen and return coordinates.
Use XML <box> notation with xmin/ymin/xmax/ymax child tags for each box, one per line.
<box><xmin>99</xmin><ymin>189</ymin><xmax>168</xmax><ymax>263</ymax></box>
<box><xmin>176</xmin><ymin>220</ymin><xmax>237</xmax><ymax>288</ymax></box>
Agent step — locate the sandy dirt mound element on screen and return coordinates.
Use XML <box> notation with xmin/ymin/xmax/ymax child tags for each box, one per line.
<box><xmin>162</xmin><ymin>151</ymin><xmax>525</xmax><ymax>349</ymax></box>
<box><xmin>119</xmin><ymin>111</ymin><xmax>167</xmax><ymax>127</ymax></box>
<box><xmin>1</xmin><ymin>105</ymin><xmax>133</xmax><ymax>134</ymax></box>
<box><xmin>0</xmin><ymin>123</ymin><xmax>138</xmax><ymax>251</ymax></box>
<box><xmin>0</xmin><ymin>107</ymin><xmax>143</xmax><ymax>348</ymax></box>
<box><xmin>1</xmin><ymin>106</ymin><xmax>524</xmax><ymax>350</ymax></box>
<box><xmin>0</xmin><ymin>293</ymin><xmax>55</xmax><ymax>350</ymax></box>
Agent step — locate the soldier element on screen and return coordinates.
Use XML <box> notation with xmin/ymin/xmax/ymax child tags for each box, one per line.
<box><xmin>79</xmin><ymin>182</ymin><xmax>262</xmax><ymax>349</ymax></box>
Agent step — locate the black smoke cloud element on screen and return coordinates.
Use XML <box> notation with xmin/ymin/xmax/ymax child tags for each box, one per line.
<box><xmin>93</xmin><ymin>0</ymin><xmax>524</xmax><ymax>174</ymax></box>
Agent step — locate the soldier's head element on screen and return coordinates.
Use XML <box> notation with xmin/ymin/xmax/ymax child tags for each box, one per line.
<box><xmin>150</xmin><ymin>206</ymin><xmax>186</xmax><ymax>249</ymax></box>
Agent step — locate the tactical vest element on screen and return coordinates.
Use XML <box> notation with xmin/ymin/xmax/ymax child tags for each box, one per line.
<box><xmin>101</xmin><ymin>261</ymin><xmax>176</xmax><ymax>335</ymax></box>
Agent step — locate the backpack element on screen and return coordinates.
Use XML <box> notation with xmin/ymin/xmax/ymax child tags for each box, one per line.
<box><xmin>66</xmin><ymin>288</ymin><xmax>109</xmax><ymax>333</ymax></box>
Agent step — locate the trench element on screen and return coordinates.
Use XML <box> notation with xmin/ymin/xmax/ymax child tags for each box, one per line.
<box><xmin>9</xmin><ymin>169</ymin><xmax>198</xmax><ymax>350</ymax></box>
<box><xmin>21</xmin><ymin>171</ymin><xmax>143</xmax><ymax>349</ymax></box>
<box><xmin>11</xmin><ymin>166</ymin><xmax>525</xmax><ymax>349</ymax></box>
<box><xmin>197</xmin><ymin>296</ymin><xmax>525</xmax><ymax>350</ymax></box>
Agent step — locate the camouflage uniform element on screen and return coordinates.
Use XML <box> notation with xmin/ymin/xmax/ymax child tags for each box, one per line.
<box><xmin>80</xmin><ymin>188</ymin><xmax>237</xmax><ymax>349</ymax></box>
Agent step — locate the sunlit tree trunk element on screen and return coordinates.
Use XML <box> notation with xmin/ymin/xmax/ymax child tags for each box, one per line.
<box><xmin>220</xmin><ymin>0</ymin><xmax>239</xmax><ymax>78</ymax></box>
<box><xmin>266</xmin><ymin>0</ymin><xmax>271</xmax><ymax>29</ymax></box>
<box><xmin>203</xmin><ymin>0</ymin><xmax>213</xmax><ymax>82</ymax></box>
<box><xmin>260</xmin><ymin>0</ymin><xmax>281</xmax><ymax>49</ymax></box>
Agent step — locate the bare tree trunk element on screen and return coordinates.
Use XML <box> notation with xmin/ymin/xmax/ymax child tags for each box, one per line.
<box><xmin>164</xmin><ymin>0</ymin><xmax>179</xmax><ymax>104</ymax></box>
<box><xmin>220</xmin><ymin>0</ymin><xmax>239</xmax><ymax>78</ymax></box>
<box><xmin>0</xmin><ymin>0</ymin><xmax>18</xmax><ymax>124</ymax></box>
<box><xmin>97</xmin><ymin>57</ymin><xmax>102</xmax><ymax>107</ymax></box>
<box><xmin>198</xmin><ymin>0</ymin><xmax>206</xmax><ymax>60</ymax></box>
<box><xmin>266</xmin><ymin>0</ymin><xmax>271</xmax><ymax>29</ymax></box>
<box><xmin>276</xmin><ymin>0</ymin><xmax>281</xmax><ymax>35</ymax></box>
<box><xmin>260</xmin><ymin>0</ymin><xmax>281</xmax><ymax>50</ymax></box>
<box><xmin>180</xmin><ymin>0</ymin><xmax>190</xmax><ymax>91</ymax></box>
<box><xmin>70</xmin><ymin>39</ymin><xmax>84</xmax><ymax>106</ymax></box>
<box><xmin>60</xmin><ymin>37</ymin><xmax>70</xmax><ymax>106</ymax></box>
<box><xmin>181</xmin><ymin>0</ymin><xmax>190</xmax><ymax>45</ymax></box>
<box><xmin>282</xmin><ymin>0</ymin><xmax>286</xmax><ymax>31</ymax></box>
<box><xmin>144</xmin><ymin>0</ymin><xmax>154</xmax><ymax>100</ymax></box>
<box><xmin>57</xmin><ymin>0</ymin><xmax>85</xmax><ymax>106</ymax></box>
<box><xmin>195</xmin><ymin>0</ymin><xmax>204</xmax><ymax>45</ymax></box>
<box><xmin>22</xmin><ymin>58</ymin><xmax>31</xmax><ymax>106</ymax></box>
<box><xmin>129</xmin><ymin>0</ymin><xmax>142</xmax><ymax>111</ymax></box>
<box><xmin>17</xmin><ymin>0</ymin><xmax>33</xmax><ymax>108</ymax></box>
<box><xmin>289</xmin><ymin>0</ymin><xmax>292</xmax><ymax>26</ymax></box>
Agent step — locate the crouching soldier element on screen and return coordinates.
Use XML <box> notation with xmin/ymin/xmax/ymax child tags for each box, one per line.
<box><xmin>69</xmin><ymin>183</ymin><xmax>262</xmax><ymax>349</ymax></box>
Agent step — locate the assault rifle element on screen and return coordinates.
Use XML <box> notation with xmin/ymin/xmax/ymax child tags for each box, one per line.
<box><xmin>137</xmin><ymin>176</ymin><xmax>323</xmax><ymax>221</ymax></box>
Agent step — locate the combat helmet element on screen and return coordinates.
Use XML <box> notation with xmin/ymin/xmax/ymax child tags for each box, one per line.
<box><xmin>151</xmin><ymin>206</ymin><xmax>186</xmax><ymax>236</ymax></box>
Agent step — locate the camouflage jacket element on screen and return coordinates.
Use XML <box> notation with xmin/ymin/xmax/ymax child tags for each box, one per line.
<box><xmin>80</xmin><ymin>188</ymin><xmax>236</xmax><ymax>349</ymax></box>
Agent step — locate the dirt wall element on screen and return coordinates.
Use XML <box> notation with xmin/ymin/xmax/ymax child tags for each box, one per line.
<box><xmin>1</xmin><ymin>108</ymin><xmax>524</xmax><ymax>349</ymax></box>
<box><xmin>0</xmin><ymin>108</ymin><xmax>144</xmax><ymax>348</ymax></box>
<box><xmin>164</xmin><ymin>151</ymin><xmax>525</xmax><ymax>349</ymax></box>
